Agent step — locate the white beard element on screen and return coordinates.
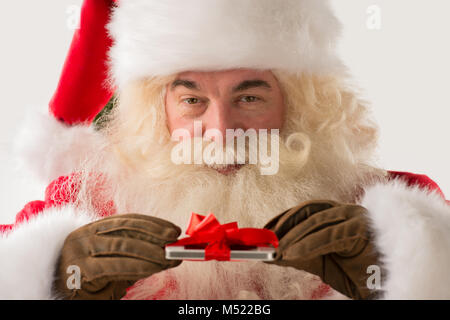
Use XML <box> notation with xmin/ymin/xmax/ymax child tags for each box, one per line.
<box><xmin>101</xmin><ymin>136</ymin><xmax>382</xmax><ymax>229</ymax></box>
<box><xmin>74</xmin><ymin>133</ymin><xmax>385</xmax><ymax>300</ymax></box>
<box><xmin>123</xmin><ymin>260</ymin><xmax>334</xmax><ymax>300</ymax></box>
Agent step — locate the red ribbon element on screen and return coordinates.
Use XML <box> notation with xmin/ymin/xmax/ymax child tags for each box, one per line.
<box><xmin>166</xmin><ymin>213</ymin><xmax>279</xmax><ymax>261</ymax></box>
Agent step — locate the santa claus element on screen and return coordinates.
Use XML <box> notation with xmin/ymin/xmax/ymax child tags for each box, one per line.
<box><xmin>1</xmin><ymin>0</ymin><xmax>449</xmax><ymax>300</ymax></box>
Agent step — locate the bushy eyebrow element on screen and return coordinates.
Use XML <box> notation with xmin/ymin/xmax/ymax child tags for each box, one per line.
<box><xmin>232</xmin><ymin>80</ymin><xmax>272</xmax><ymax>92</ymax></box>
<box><xmin>170</xmin><ymin>79</ymin><xmax>200</xmax><ymax>91</ymax></box>
<box><xmin>170</xmin><ymin>79</ymin><xmax>272</xmax><ymax>92</ymax></box>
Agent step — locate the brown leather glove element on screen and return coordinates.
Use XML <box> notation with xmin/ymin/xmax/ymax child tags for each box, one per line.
<box><xmin>264</xmin><ymin>200</ymin><xmax>380</xmax><ymax>300</ymax></box>
<box><xmin>53</xmin><ymin>214</ymin><xmax>182</xmax><ymax>300</ymax></box>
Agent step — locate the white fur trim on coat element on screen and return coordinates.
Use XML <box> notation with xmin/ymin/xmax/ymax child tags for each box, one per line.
<box><xmin>360</xmin><ymin>179</ymin><xmax>450</xmax><ymax>299</ymax></box>
<box><xmin>107</xmin><ymin>0</ymin><xmax>347</xmax><ymax>88</ymax></box>
<box><xmin>13</xmin><ymin>111</ymin><xmax>107</xmax><ymax>183</ymax></box>
<box><xmin>0</xmin><ymin>206</ymin><xmax>96</xmax><ymax>299</ymax></box>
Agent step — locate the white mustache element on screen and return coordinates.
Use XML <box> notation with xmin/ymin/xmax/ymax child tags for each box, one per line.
<box><xmin>171</xmin><ymin>133</ymin><xmax>281</xmax><ymax>175</ymax></box>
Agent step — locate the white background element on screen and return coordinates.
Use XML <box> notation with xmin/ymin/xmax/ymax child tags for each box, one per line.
<box><xmin>0</xmin><ymin>1</ymin><xmax>449</xmax><ymax>223</ymax></box>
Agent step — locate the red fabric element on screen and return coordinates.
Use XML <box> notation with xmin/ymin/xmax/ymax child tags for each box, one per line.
<box><xmin>388</xmin><ymin>171</ymin><xmax>448</xmax><ymax>202</ymax></box>
<box><xmin>43</xmin><ymin>173</ymin><xmax>116</xmax><ymax>217</ymax></box>
<box><xmin>44</xmin><ymin>174</ymin><xmax>81</xmax><ymax>207</ymax></box>
<box><xmin>1</xmin><ymin>173</ymin><xmax>116</xmax><ymax>233</ymax></box>
<box><xmin>0</xmin><ymin>224</ymin><xmax>13</xmax><ymax>233</ymax></box>
<box><xmin>49</xmin><ymin>0</ymin><xmax>116</xmax><ymax>124</ymax></box>
<box><xmin>14</xmin><ymin>200</ymin><xmax>46</xmax><ymax>224</ymax></box>
<box><xmin>123</xmin><ymin>272</ymin><xmax>179</xmax><ymax>300</ymax></box>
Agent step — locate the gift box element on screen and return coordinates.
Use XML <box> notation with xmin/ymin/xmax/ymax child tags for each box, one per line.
<box><xmin>165</xmin><ymin>213</ymin><xmax>279</xmax><ymax>262</ymax></box>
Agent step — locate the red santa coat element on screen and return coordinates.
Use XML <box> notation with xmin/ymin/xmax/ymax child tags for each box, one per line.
<box><xmin>0</xmin><ymin>168</ymin><xmax>448</xmax><ymax>299</ymax></box>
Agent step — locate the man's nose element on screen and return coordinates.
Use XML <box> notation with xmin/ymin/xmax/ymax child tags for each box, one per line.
<box><xmin>204</xmin><ymin>101</ymin><xmax>242</xmax><ymax>142</ymax></box>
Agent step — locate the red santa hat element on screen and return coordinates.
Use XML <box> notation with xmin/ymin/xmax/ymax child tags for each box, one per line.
<box><xmin>49</xmin><ymin>0</ymin><xmax>345</xmax><ymax>125</ymax></box>
<box><xmin>48</xmin><ymin>0</ymin><xmax>116</xmax><ymax>125</ymax></box>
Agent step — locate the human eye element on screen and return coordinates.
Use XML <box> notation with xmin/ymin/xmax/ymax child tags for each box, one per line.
<box><xmin>238</xmin><ymin>95</ymin><xmax>263</xmax><ymax>104</ymax></box>
<box><xmin>182</xmin><ymin>97</ymin><xmax>201</xmax><ymax>105</ymax></box>
<box><xmin>178</xmin><ymin>96</ymin><xmax>207</xmax><ymax>117</ymax></box>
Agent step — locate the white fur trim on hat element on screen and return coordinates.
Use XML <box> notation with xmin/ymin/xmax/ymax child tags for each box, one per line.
<box><xmin>107</xmin><ymin>0</ymin><xmax>347</xmax><ymax>88</ymax></box>
<box><xmin>13</xmin><ymin>111</ymin><xmax>108</xmax><ymax>183</ymax></box>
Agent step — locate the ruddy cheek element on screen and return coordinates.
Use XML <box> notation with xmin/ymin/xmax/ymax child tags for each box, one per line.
<box><xmin>252</xmin><ymin>111</ymin><xmax>284</xmax><ymax>130</ymax></box>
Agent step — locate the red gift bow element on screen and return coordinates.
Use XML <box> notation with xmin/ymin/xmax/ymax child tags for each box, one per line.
<box><xmin>166</xmin><ymin>213</ymin><xmax>279</xmax><ymax>261</ymax></box>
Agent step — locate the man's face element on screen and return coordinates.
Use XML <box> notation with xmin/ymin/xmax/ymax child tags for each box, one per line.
<box><xmin>165</xmin><ymin>69</ymin><xmax>286</xmax><ymax>139</ymax></box>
